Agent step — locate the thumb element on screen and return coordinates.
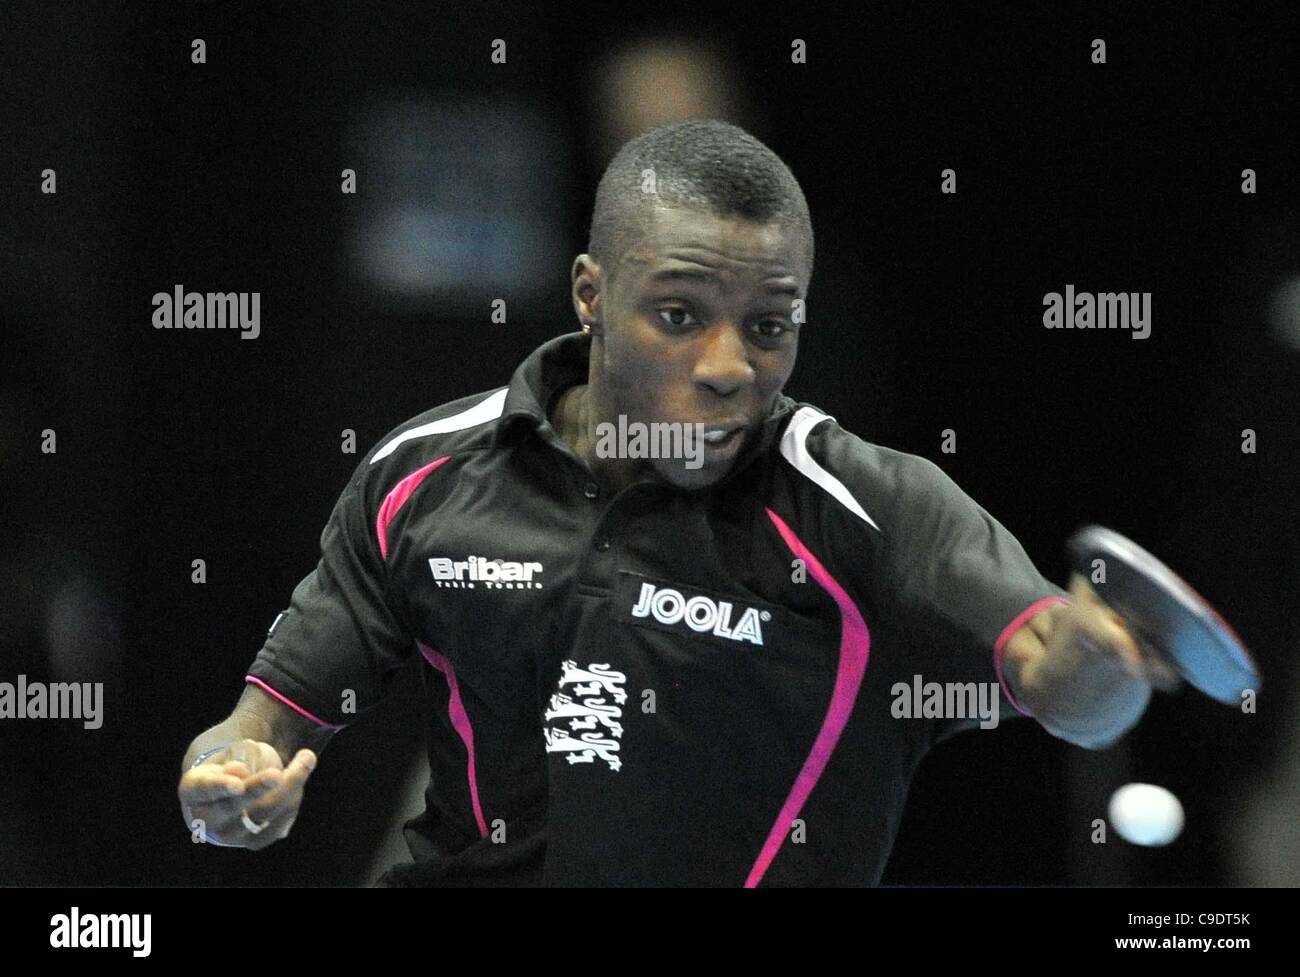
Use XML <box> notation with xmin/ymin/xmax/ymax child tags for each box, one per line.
<box><xmin>1068</xmin><ymin>572</ymin><xmax>1103</xmax><ymax>607</ymax></box>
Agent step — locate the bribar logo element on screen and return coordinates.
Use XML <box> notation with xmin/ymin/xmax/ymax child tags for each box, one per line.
<box><xmin>151</xmin><ymin>284</ymin><xmax>261</xmax><ymax>339</ymax></box>
<box><xmin>428</xmin><ymin>555</ymin><xmax>544</xmax><ymax>589</ymax></box>
<box><xmin>1042</xmin><ymin>285</ymin><xmax>1151</xmax><ymax>339</ymax></box>
<box><xmin>630</xmin><ymin>581</ymin><xmax>768</xmax><ymax>645</ymax></box>
<box><xmin>594</xmin><ymin>415</ymin><xmax>706</xmax><ymax>470</ymax></box>
<box><xmin>890</xmin><ymin>675</ymin><xmax>1001</xmax><ymax>730</ymax></box>
<box><xmin>0</xmin><ymin>675</ymin><xmax>103</xmax><ymax>729</ymax></box>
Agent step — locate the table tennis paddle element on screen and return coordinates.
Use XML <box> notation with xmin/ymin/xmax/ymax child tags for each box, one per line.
<box><xmin>1066</xmin><ymin>525</ymin><xmax>1260</xmax><ymax>705</ymax></box>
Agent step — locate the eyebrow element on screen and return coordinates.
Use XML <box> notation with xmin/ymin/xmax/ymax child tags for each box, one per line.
<box><xmin>647</xmin><ymin>268</ymin><xmax>800</xmax><ymax>295</ymax></box>
<box><xmin>648</xmin><ymin>268</ymin><xmax>718</xmax><ymax>285</ymax></box>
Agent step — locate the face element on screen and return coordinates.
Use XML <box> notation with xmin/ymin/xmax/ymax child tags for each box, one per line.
<box><xmin>572</xmin><ymin>205</ymin><xmax>810</xmax><ymax>490</ymax></box>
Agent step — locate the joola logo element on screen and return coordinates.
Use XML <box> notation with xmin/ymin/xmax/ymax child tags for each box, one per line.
<box><xmin>428</xmin><ymin>555</ymin><xmax>544</xmax><ymax>589</ymax></box>
<box><xmin>630</xmin><ymin>582</ymin><xmax>769</xmax><ymax>645</ymax></box>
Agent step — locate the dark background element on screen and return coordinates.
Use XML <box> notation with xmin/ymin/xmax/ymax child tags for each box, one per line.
<box><xmin>2</xmin><ymin>1</ymin><xmax>1297</xmax><ymax>886</ymax></box>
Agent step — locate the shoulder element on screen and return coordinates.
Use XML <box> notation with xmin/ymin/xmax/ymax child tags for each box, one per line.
<box><xmin>774</xmin><ymin>400</ymin><xmax>959</xmax><ymax>537</ymax></box>
<box><xmin>367</xmin><ymin>387</ymin><xmax>509</xmax><ymax>466</ymax></box>
<box><xmin>344</xmin><ymin>386</ymin><xmax>511</xmax><ymax>507</ymax></box>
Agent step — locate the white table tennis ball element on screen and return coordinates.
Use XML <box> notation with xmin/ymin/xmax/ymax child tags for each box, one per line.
<box><xmin>1108</xmin><ymin>783</ymin><xmax>1185</xmax><ymax>846</ymax></box>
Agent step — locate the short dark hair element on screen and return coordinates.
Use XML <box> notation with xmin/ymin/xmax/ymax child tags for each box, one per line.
<box><xmin>587</xmin><ymin>118</ymin><xmax>814</xmax><ymax>284</ymax></box>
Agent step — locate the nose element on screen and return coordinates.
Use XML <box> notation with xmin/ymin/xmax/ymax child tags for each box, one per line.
<box><xmin>692</xmin><ymin>323</ymin><xmax>754</xmax><ymax>396</ymax></box>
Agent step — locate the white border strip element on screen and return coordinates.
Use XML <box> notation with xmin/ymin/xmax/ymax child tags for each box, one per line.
<box><xmin>779</xmin><ymin>406</ymin><xmax>880</xmax><ymax>531</ymax></box>
<box><xmin>370</xmin><ymin>388</ymin><xmax>509</xmax><ymax>463</ymax></box>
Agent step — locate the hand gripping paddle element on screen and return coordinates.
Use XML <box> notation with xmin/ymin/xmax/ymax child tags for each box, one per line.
<box><xmin>1066</xmin><ymin>525</ymin><xmax>1260</xmax><ymax>705</ymax></box>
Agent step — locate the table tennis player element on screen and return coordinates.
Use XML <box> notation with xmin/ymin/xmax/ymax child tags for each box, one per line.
<box><xmin>177</xmin><ymin>118</ymin><xmax>1180</xmax><ymax>886</ymax></box>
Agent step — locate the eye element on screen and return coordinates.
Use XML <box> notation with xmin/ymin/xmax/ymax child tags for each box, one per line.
<box><xmin>750</xmin><ymin>319</ymin><xmax>792</xmax><ymax>342</ymax></box>
<box><xmin>657</xmin><ymin>306</ymin><xmax>698</xmax><ymax>329</ymax></box>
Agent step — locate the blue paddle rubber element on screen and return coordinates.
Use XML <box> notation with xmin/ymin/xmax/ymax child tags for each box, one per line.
<box><xmin>1066</xmin><ymin>525</ymin><xmax>1260</xmax><ymax>706</ymax></box>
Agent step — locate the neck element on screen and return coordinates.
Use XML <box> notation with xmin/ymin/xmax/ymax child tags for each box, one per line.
<box><xmin>552</xmin><ymin>383</ymin><xmax>645</xmax><ymax>494</ymax></box>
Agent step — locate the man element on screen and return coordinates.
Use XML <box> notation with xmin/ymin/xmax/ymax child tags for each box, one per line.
<box><xmin>177</xmin><ymin>118</ymin><xmax>1174</xmax><ymax>886</ymax></box>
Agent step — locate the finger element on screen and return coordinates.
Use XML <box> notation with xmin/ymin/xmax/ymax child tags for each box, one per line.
<box><xmin>226</xmin><ymin>746</ymin><xmax>292</xmax><ymax>798</ymax></box>
<box><xmin>241</xmin><ymin>770</ymin><xmax>287</xmax><ymax>801</ymax></box>
<box><xmin>1075</xmin><ymin>632</ymin><xmax>1135</xmax><ymax>677</ymax></box>
<box><xmin>259</xmin><ymin>750</ymin><xmax>316</xmax><ymax>792</ymax></box>
<box><xmin>1073</xmin><ymin>595</ymin><xmax>1142</xmax><ymax>657</ymax></box>
<box><xmin>243</xmin><ymin>809</ymin><xmax>299</xmax><ymax>849</ymax></box>
<box><xmin>1067</xmin><ymin>574</ymin><xmax>1185</xmax><ymax>691</ymax></box>
<box><xmin>200</xmin><ymin>807</ymin><xmax>287</xmax><ymax>847</ymax></box>
<box><xmin>281</xmin><ymin>750</ymin><xmax>318</xmax><ymax>788</ymax></box>
<box><xmin>205</xmin><ymin>787</ymin><xmax>290</xmax><ymax>827</ymax></box>
<box><xmin>191</xmin><ymin>785</ymin><xmax>301</xmax><ymax>846</ymax></box>
<box><xmin>1068</xmin><ymin>573</ymin><xmax>1102</xmax><ymax>606</ymax></box>
<box><xmin>242</xmin><ymin>793</ymin><xmax>299</xmax><ymax>830</ymax></box>
<box><xmin>181</xmin><ymin>768</ymin><xmax>247</xmax><ymax>804</ymax></box>
<box><xmin>1076</xmin><ymin>618</ymin><xmax>1146</xmax><ymax>679</ymax></box>
<box><xmin>1133</xmin><ymin>638</ymin><xmax>1184</xmax><ymax>693</ymax></box>
<box><xmin>1070</xmin><ymin>574</ymin><xmax>1136</xmax><ymax>632</ymax></box>
<box><xmin>240</xmin><ymin>783</ymin><xmax>308</xmax><ymax>836</ymax></box>
<box><xmin>1085</xmin><ymin>608</ymin><xmax>1181</xmax><ymax>689</ymax></box>
<box><xmin>248</xmin><ymin>751</ymin><xmax>316</xmax><ymax>811</ymax></box>
<box><xmin>220</xmin><ymin>760</ymin><xmax>253</xmax><ymax>779</ymax></box>
<box><xmin>1142</xmin><ymin>660</ymin><xmax>1183</xmax><ymax>693</ymax></box>
<box><xmin>183</xmin><ymin>783</ymin><xmax>248</xmax><ymax>807</ymax></box>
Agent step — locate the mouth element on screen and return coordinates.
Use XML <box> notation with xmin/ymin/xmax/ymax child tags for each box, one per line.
<box><xmin>701</xmin><ymin>427</ymin><xmax>741</xmax><ymax>445</ymax></box>
<box><xmin>698</xmin><ymin>422</ymin><xmax>748</xmax><ymax>461</ymax></box>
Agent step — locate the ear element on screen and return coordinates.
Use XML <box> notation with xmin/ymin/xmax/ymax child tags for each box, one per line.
<box><xmin>571</xmin><ymin>253</ymin><xmax>605</xmax><ymax>333</ymax></box>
